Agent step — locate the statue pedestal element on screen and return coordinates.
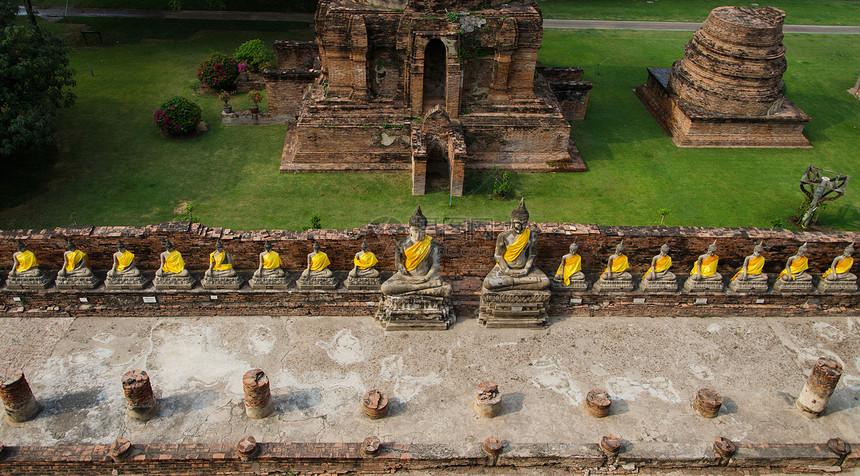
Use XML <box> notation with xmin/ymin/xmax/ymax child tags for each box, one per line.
<box><xmin>345</xmin><ymin>276</ymin><xmax>381</xmax><ymax>291</ymax></box>
<box><xmin>478</xmin><ymin>290</ymin><xmax>551</xmax><ymax>328</ymax></box>
<box><xmin>5</xmin><ymin>275</ymin><xmax>52</xmax><ymax>290</ymax></box>
<box><xmin>104</xmin><ymin>274</ymin><xmax>149</xmax><ymax>290</ymax></box>
<box><xmin>728</xmin><ymin>278</ymin><xmax>769</xmax><ymax>294</ymax></box>
<box><xmin>153</xmin><ymin>274</ymin><xmax>196</xmax><ymax>290</ymax></box>
<box><xmin>296</xmin><ymin>276</ymin><xmax>339</xmax><ymax>291</ymax></box>
<box><xmin>772</xmin><ymin>278</ymin><xmax>814</xmax><ymax>294</ymax></box>
<box><xmin>817</xmin><ymin>278</ymin><xmax>858</xmax><ymax>294</ymax></box>
<box><xmin>249</xmin><ymin>276</ymin><xmax>290</xmax><ymax>290</ymax></box>
<box><xmin>683</xmin><ymin>277</ymin><xmax>724</xmax><ymax>293</ymax></box>
<box><xmin>592</xmin><ymin>278</ymin><xmax>634</xmax><ymax>293</ymax></box>
<box><xmin>638</xmin><ymin>278</ymin><xmax>678</xmax><ymax>293</ymax></box>
<box><xmin>375</xmin><ymin>295</ymin><xmax>454</xmax><ymax>330</ymax></box>
<box><xmin>55</xmin><ymin>274</ymin><xmax>100</xmax><ymax>290</ymax></box>
<box><xmin>551</xmin><ymin>278</ymin><xmax>588</xmax><ymax>292</ymax></box>
<box><xmin>202</xmin><ymin>275</ymin><xmax>244</xmax><ymax>290</ymax></box>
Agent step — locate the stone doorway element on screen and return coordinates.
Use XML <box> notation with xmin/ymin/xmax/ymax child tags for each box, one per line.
<box><xmin>422</xmin><ymin>39</ymin><xmax>447</xmax><ymax>113</ymax></box>
<box><xmin>425</xmin><ymin>137</ymin><xmax>450</xmax><ymax>191</ymax></box>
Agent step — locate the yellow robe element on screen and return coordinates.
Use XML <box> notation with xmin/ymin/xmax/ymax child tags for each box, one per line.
<box><xmin>262</xmin><ymin>251</ymin><xmax>282</xmax><ymax>269</ymax></box>
<box><xmin>162</xmin><ymin>250</ymin><xmax>185</xmax><ymax>274</ymax></box>
<box><xmin>601</xmin><ymin>255</ymin><xmax>629</xmax><ymax>278</ymax></box>
<box><xmin>690</xmin><ymin>255</ymin><xmax>719</xmax><ymax>277</ymax></box>
<box><xmin>116</xmin><ymin>250</ymin><xmax>135</xmax><ymax>271</ymax></box>
<box><xmin>15</xmin><ymin>250</ymin><xmax>38</xmax><ymax>272</ymax></box>
<box><xmin>644</xmin><ymin>255</ymin><xmax>672</xmax><ymax>278</ymax></box>
<box><xmin>65</xmin><ymin>249</ymin><xmax>87</xmax><ymax>271</ymax></box>
<box><xmin>354</xmin><ymin>251</ymin><xmax>378</xmax><ymax>270</ymax></box>
<box><xmin>731</xmin><ymin>255</ymin><xmax>764</xmax><ymax>281</ymax></box>
<box><xmin>310</xmin><ymin>252</ymin><xmax>330</xmax><ymax>271</ymax></box>
<box><xmin>210</xmin><ymin>251</ymin><xmax>233</xmax><ymax>271</ymax></box>
<box><xmin>403</xmin><ymin>235</ymin><xmax>432</xmax><ymax>272</ymax></box>
<box><xmin>556</xmin><ymin>254</ymin><xmax>582</xmax><ymax>286</ymax></box>
<box><xmin>822</xmin><ymin>256</ymin><xmax>853</xmax><ymax>279</ymax></box>
<box><xmin>503</xmin><ymin>230</ymin><xmax>531</xmax><ymax>262</ymax></box>
<box><xmin>778</xmin><ymin>256</ymin><xmax>808</xmax><ymax>280</ymax></box>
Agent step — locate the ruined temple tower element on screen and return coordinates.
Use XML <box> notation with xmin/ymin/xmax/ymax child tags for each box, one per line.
<box><xmin>636</xmin><ymin>6</ymin><xmax>810</xmax><ymax>148</ymax></box>
<box><xmin>265</xmin><ymin>0</ymin><xmax>591</xmax><ymax>195</ymax></box>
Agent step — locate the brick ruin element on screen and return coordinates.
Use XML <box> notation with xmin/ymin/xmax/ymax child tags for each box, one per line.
<box><xmin>636</xmin><ymin>6</ymin><xmax>811</xmax><ymax>148</ymax></box>
<box><xmin>264</xmin><ymin>0</ymin><xmax>592</xmax><ymax>196</ymax></box>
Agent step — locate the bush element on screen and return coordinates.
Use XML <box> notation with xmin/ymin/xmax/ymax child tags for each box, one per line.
<box><xmin>153</xmin><ymin>96</ymin><xmax>202</xmax><ymax>136</ymax></box>
<box><xmin>197</xmin><ymin>51</ymin><xmax>239</xmax><ymax>91</ymax></box>
<box><xmin>234</xmin><ymin>39</ymin><xmax>275</xmax><ymax>73</ymax></box>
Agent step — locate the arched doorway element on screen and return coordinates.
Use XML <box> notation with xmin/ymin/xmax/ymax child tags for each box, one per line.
<box><xmin>422</xmin><ymin>39</ymin><xmax>447</xmax><ymax>113</ymax></box>
<box><xmin>426</xmin><ymin>137</ymin><xmax>450</xmax><ymax>191</ymax></box>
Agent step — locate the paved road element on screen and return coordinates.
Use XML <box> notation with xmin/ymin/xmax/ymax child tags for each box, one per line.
<box><xmin>21</xmin><ymin>6</ymin><xmax>860</xmax><ymax>34</ymax></box>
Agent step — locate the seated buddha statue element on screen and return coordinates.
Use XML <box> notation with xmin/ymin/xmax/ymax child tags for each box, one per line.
<box><xmin>822</xmin><ymin>243</ymin><xmax>855</xmax><ymax>282</ymax></box>
<box><xmin>9</xmin><ymin>240</ymin><xmax>45</xmax><ymax>278</ymax></box>
<box><xmin>349</xmin><ymin>239</ymin><xmax>379</xmax><ymax>279</ymax></box>
<box><xmin>380</xmin><ymin>206</ymin><xmax>451</xmax><ymax>297</ymax></box>
<box><xmin>553</xmin><ymin>242</ymin><xmax>586</xmax><ymax>287</ymax></box>
<box><xmin>690</xmin><ymin>241</ymin><xmax>722</xmax><ymax>281</ymax></box>
<box><xmin>593</xmin><ymin>241</ymin><xmax>633</xmax><ymax>292</ymax></box>
<box><xmin>642</xmin><ymin>244</ymin><xmax>675</xmax><ymax>282</ymax></box>
<box><xmin>57</xmin><ymin>239</ymin><xmax>94</xmax><ymax>278</ymax></box>
<box><xmin>253</xmin><ymin>241</ymin><xmax>284</xmax><ymax>279</ymax></box>
<box><xmin>156</xmin><ymin>240</ymin><xmax>190</xmax><ymax>277</ymax></box>
<box><xmin>301</xmin><ymin>241</ymin><xmax>333</xmax><ymax>279</ymax></box>
<box><xmin>777</xmin><ymin>243</ymin><xmax>813</xmax><ymax>282</ymax></box>
<box><xmin>205</xmin><ymin>240</ymin><xmax>238</xmax><ymax>278</ymax></box>
<box><xmin>482</xmin><ymin>199</ymin><xmax>550</xmax><ymax>292</ymax></box>
<box><xmin>731</xmin><ymin>242</ymin><xmax>768</xmax><ymax>283</ymax></box>
<box><xmin>107</xmin><ymin>240</ymin><xmax>142</xmax><ymax>278</ymax></box>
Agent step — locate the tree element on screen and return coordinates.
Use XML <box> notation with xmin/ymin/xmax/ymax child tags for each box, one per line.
<box><xmin>0</xmin><ymin>1</ymin><xmax>76</xmax><ymax>173</ymax></box>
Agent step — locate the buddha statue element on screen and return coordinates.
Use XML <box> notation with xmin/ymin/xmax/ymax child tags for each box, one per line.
<box><xmin>774</xmin><ymin>242</ymin><xmax>814</xmax><ymax>293</ymax></box>
<box><xmin>249</xmin><ymin>241</ymin><xmax>289</xmax><ymax>290</ymax></box>
<box><xmin>683</xmin><ymin>240</ymin><xmax>723</xmax><ymax>293</ymax></box>
<box><xmin>377</xmin><ymin>206</ymin><xmax>453</xmax><ymax>330</ymax></box>
<box><xmin>105</xmin><ymin>240</ymin><xmax>148</xmax><ymax>290</ymax></box>
<box><xmin>153</xmin><ymin>240</ymin><xmax>195</xmax><ymax>290</ymax></box>
<box><xmin>203</xmin><ymin>240</ymin><xmax>243</xmax><ymax>289</ymax></box>
<box><xmin>729</xmin><ymin>241</ymin><xmax>768</xmax><ymax>293</ymax></box>
<box><xmin>297</xmin><ymin>241</ymin><xmax>338</xmax><ymax>290</ymax></box>
<box><xmin>818</xmin><ymin>243</ymin><xmax>857</xmax><ymax>293</ymax></box>
<box><xmin>592</xmin><ymin>241</ymin><xmax>633</xmax><ymax>292</ymax></box>
<box><xmin>482</xmin><ymin>199</ymin><xmax>550</xmax><ymax>292</ymax></box>
<box><xmin>6</xmin><ymin>240</ymin><xmax>50</xmax><ymax>290</ymax></box>
<box><xmin>638</xmin><ymin>243</ymin><xmax>677</xmax><ymax>292</ymax></box>
<box><xmin>345</xmin><ymin>239</ymin><xmax>381</xmax><ymax>291</ymax></box>
<box><xmin>553</xmin><ymin>242</ymin><xmax>587</xmax><ymax>290</ymax></box>
<box><xmin>56</xmin><ymin>239</ymin><xmax>99</xmax><ymax>289</ymax></box>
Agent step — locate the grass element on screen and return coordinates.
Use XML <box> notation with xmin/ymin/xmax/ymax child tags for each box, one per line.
<box><xmin>0</xmin><ymin>18</ymin><xmax>858</xmax><ymax>231</ymax></box>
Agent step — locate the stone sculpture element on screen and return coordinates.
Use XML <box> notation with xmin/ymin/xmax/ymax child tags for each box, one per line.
<box><xmin>56</xmin><ymin>239</ymin><xmax>100</xmax><ymax>290</ymax></box>
<box><xmin>552</xmin><ymin>242</ymin><xmax>587</xmax><ymax>291</ymax></box>
<box><xmin>296</xmin><ymin>241</ymin><xmax>339</xmax><ymax>290</ymax></box>
<box><xmin>817</xmin><ymin>243</ymin><xmax>857</xmax><ymax>293</ymax></box>
<box><xmin>6</xmin><ymin>240</ymin><xmax>50</xmax><ymax>290</ymax></box>
<box><xmin>376</xmin><ymin>206</ymin><xmax>453</xmax><ymax>330</ymax></box>
<box><xmin>479</xmin><ymin>199</ymin><xmax>551</xmax><ymax>327</ymax></box>
<box><xmin>249</xmin><ymin>241</ymin><xmax>289</xmax><ymax>290</ymax></box>
<box><xmin>105</xmin><ymin>240</ymin><xmax>149</xmax><ymax>290</ymax></box>
<box><xmin>345</xmin><ymin>239</ymin><xmax>381</xmax><ymax>291</ymax></box>
<box><xmin>202</xmin><ymin>240</ymin><xmax>244</xmax><ymax>290</ymax></box>
<box><xmin>773</xmin><ymin>243</ymin><xmax>814</xmax><ymax>293</ymax></box>
<box><xmin>592</xmin><ymin>241</ymin><xmax>633</xmax><ymax>293</ymax></box>
<box><xmin>683</xmin><ymin>240</ymin><xmax>723</xmax><ymax>293</ymax></box>
<box><xmin>638</xmin><ymin>244</ymin><xmax>677</xmax><ymax>293</ymax></box>
<box><xmin>153</xmin><ymin>240</ymin><xmax>196</xmax><ymax>290</ymax></box>
<box><xmin>728</xmin><ymin>242</ymin><xmax>769</xmax><ymax>294</ymax></box>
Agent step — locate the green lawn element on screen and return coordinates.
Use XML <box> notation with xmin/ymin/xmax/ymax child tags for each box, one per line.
<box><xmin>0</xmin><ymin>18</ymin><xmax>858</xmax><ymax>231</ymax></box>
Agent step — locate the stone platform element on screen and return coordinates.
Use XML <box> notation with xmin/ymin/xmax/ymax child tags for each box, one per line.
<box><xmin>818</xmin><ymin>278</ymin><xmax>858</xmax><ymax>294</ymax></box>
<box><xmin>683</xmin><ymin>276</ymin><xmax>725</xmax><ymax>293</ymax></box>
<box><xmin>104</xmin><ymin>274</ymin><xmax>149</xmax><ymax>290</ymax></box>
<box><xmin>248</xmin><ymin>275</ymin><xmax>291</xmax><ymax>290</ymax></box>
<box><xmin>295</xmin><ymin>276</ymin><xmax>339</xmax><ymax>291</ymax></box>
<box><xmin>637</xmin><ymin>278</ymin><xmax>679</xmax><ymax>293</ymax></box>
<box><xmin>375</xmin><ymin>295</ymin><xmax>454</xmax><ymax>330</ymax></box>
<box><xmin>201</xmin><ymin>274</ymin><xmax>244</xmax><ymax>290</ymax></box>
<box><xmin>344</xmin><ymin>276</ymin><xmax>381</xmax><ymax>291</ymax></box>
<box><xmin>728</xmin><ymin>278</ymin><xmax>769</xmax><ymax>294</ymax></box>
<box><xmin>152</xmin><ymin>274</ymin><xmax>196</xmax><ymax>290</ymax></box>
<box><xmin>773</xmin><ymin>278</ymin><xmax>815</xmax><ymax>294</ymax></box>
<box><xmin>55</xmin><ymin>274</ymin><xmax>100</xmax><ymax>290</ymax></box>
<box><xmin>477</xmin><ymin>290</ymin><xmax>551</xmax><ymax>328</ymax></box>
<box><xmin>592</xmin><ymin>277</ymin><xmax>634</xmax><ymax>293</ymax></box>
<box><xmin>5</xmin><ymin>274</ymin><xmax>52</xmax><ymax>291</ymax></box>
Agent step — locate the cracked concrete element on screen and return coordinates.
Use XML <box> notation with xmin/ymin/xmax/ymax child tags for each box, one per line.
<box><xmin>0</xmin><ymin>315</ymin><xmax>858</xmax><ymax>455</ymax></box>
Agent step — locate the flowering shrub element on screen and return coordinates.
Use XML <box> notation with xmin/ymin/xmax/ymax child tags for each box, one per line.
<box><xmin>197</xmin><ymin>51</ymin><xmax>239</xmax><ymax>91</ymax></box>
<box><xmin>247</xmin><ymin>90</ymin><xmax>262</xmax><ymax>104</ymax></box>
<box><xmin>218</xmin><ymin>90</ymin><xmax>232</xmax><ymax>105</ymax></box>
<box><xmin>238</xmin><ymin>61</ymin><xmax>248</xmax><ymax>74</ymax></box>
<box><xmin>234</xmin><ymin>39</ymin><xmax>275</xmax><ymax>73</ymax></box>
<box><xmin>153</xmin><ymin>96</ymin><xmax>202</xmax><ymax>136</ymax></box>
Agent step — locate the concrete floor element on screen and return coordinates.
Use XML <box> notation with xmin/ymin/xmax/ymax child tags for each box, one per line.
<box><xmin>0</xmin><ymin>314</ymin><xmax>858</xmax><ymax>456</ymax></box>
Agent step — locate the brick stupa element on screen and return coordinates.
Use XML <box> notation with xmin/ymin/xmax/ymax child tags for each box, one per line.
<box><xmin>264</xmin><ymin>0</ymin><xmax>591</xmax><ymax>195</ymax></box>
<box><xmin>636</xmin><ymin>6</ymin><xmax>810</xmax><ymax>148</ymax></box>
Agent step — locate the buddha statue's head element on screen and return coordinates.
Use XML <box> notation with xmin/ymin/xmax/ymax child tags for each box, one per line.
<box><xmin>65</xmin><ymin>239</ymin><xmax>76</xmax><ymax>251</ymax></box>
<box><xmin>569</xmin><ymin>242</ymin><xmax>578</xmax><ymax>254</ymax></box>
<box><xmin>409</xmin><ymin>206</ymin><xmax>428</xmax><ymax>242</ymax></box>
<box><xmin>265</xmin><ymin>241</ymin><xmax>272</xmax><ymax>252</ymax></box>
<box><xmin>16</xmin><ymin>240</ymin><xmax>26</xmax><ymax>252</ymax></box>
<box><xmin>511</xmin><ymin>198</ymin><xmax>529</xmax><ymax>233</ymax></box>
<box><xmin>843</xmin><ymin>242</ymin><xmax>854</xmax><ymax>257</ymax></box>
<box><xmin>313</xmin><ymin>240</ymin><xmax>321</xmax><ymax>252</ymax></box>
<box><xmin>615</xmin><ymin>241</ymin><xmax>625</xmax><ymax>254</ymax></box>
<box><xmin>117</xmin><ymin>240</ymin><xmax>126</xmax><ymax>252</ymax></box>
<box><xmin>164</xmin><ymin>240</ymin><xmax>175</xmax><ymax>252</ymax></box>
<box><xmin>707</xmin><ymin>240</ymin><xmax>718</xmax><ymax>255</ymax></box>
<box><xmin>753</xmin><ymin>242</ymin><xmax>764</xmax><ymax>255</ymax></box>
<box><xmin>660</xmin><ymin>243</ymin><xmax>670</xmax><ymax>255</ymax></box>
<box><xmin>361</xmin><ymin>239</ymin><xmax>369</xmax><ymax>251</ymax></box>
<box><xmin>797</xmin><ymin>242</ymin><xmax>808</xmax><ymax>257</ymax></box>
<box><xmin>216</xmin><ymin>240</ymin><xmax>224</xmax><ymax>252</ymax></box>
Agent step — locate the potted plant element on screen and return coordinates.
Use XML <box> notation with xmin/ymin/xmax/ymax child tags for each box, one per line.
<box><xmin>248</xmin><ymin>90</ymin><xmax>262</xmax><ymax>114</ymax></box>
<box><xmin>218</xmin><ymin>91</ymin><xmax>233</xmax><ymax>113</ymax></box>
